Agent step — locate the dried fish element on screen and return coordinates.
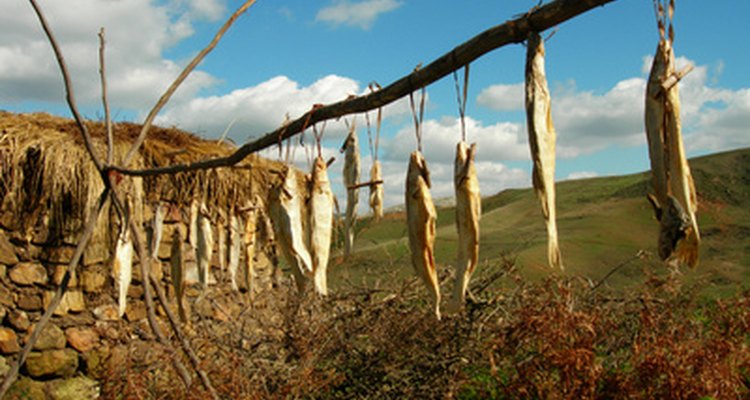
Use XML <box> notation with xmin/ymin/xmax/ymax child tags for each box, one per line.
<box><xmin>269</xmin><ymin>167</ymin><xmax>313</xmax><ymax>292</ymax></box>
<box><xmin>228</xmin><ymin>212</ymin><xmax>242</xmax><ymax>292</ymax></box>
<box><xmin>196</xmin><ymin>203</ymin><xmax>213</xmax><ymax>289</ymax></box>
<box><xmin>243</xmin><ymin>204</ymin><xmax>257</xmax><ymax>297</ymax></box>
<box><xmin>644</xmin><ymin>3</ymin><xmax>699</xmax><ymax>268</ymax></box>
<box><xmin>342</xmin><ymin>126</ymin><xmax>360</xmax><ymax>258</ymax></box>
<box><xmin>113</xmin><ymin>224</ymin><xmax>133</xmax><ymax>318</ymax></box>
<box><xmin>188</xmin><ymin>199</ymin><xmax>198</xmax><ymax>250</ymax></box>
<box><xmin>525</xmin><ymin>32</ymin><xmax>563</xmax><ymax>270</ymax></box>
<box><xmin>217</xmin><ymin>208</ymin><xmax>227</xmax><ymax>275</ymax></box>
<box><xmin>150</xmin><ymin>201</ymin><xmax>166</xmax><ymax>260</ymax></box>
<box><xmin>448</xmin><ymin>141</ymin><xmax>481</xmax><ymax>313</ymax></box>
<box><xmin>309</xmin><ymin>156</ymin><xmax>334</xmax><ymax>296</ymax></box>
<box><xmin>369</xmin><ymin>160</ymin><xmax>384</xmax><ymax>222</ymax></box>
<box><xmin>170</xmin><ymin>227</ymin><xmax>188</xmax><ymax>323</ymax></box>
<box><xmin>406</xmin><ymin>151</ymin><xmax>440</xmax><ymax>320</ymax></box>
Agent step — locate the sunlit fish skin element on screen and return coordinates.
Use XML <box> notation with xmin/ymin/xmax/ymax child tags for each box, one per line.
<box><xmin>228</xmin><ymin>213</ymin><xmax>242</xmax><ymax>292</ymax></box>
<box><xmin>309</xmin><ymin>156</ymin><xmax>334</xmax><ymax>296</ymax></box>
<box><xmin>645</xmin><ymin>23</ymin><xmax>700</xmax><ymax>268</ymax></box>
<box><xmin>150</xmin><ymin>201</ymin><xmax>166</xmax><ymax>260</ymax></box>
<box><xmin>406</xmin><ymin>151</ymin><xmax>441</xmax><ymax>320</ymax></box>
<box><xmin>196</xmin><ymin>203</ymin><xmax>213</xmax><ymax>289</ymax></box>
<box><xmin>448</xmin><ymin>141</ymin><xmax>481</xmax><ymax>313</ymax></box>
<box><xmin>113</xmin><ymin>225</ymin><xmax>133</xmax><ymax>318</ymax></box>
<box><xmin>342</xmin><ymin>127</ymin><xmax>360</xmax><ymax>258</ymax></box>
<box><xmin>269</xmin><ymin>167</ymin><xmax>313</xmax><ymax>292</ymax></box>
<box><xmin>243</xmin><ymin>205</ymin><xmax>258</xmax><ymax>296</ymax></box>
<box><xmin>525</xmin><ymin>32</ymin><xmax>563</xmax><ymax>270</ymax></box>
<box><xmin>369</xmin><ymin>160</ymin><xmax>384</xmax><ymax>222</ymax></box>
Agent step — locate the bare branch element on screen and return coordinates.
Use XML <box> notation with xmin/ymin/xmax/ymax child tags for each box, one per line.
<box><xmin>122</xmin><ymin>0</ymin><xmax>258</xmax><ymax>166</ymax></box>
<box><xmin>27</xmin><ymin>0</ymin><xmax>104</xmax><ymax>171</ymax></box>
<box><xmin>110</xmin><ymin>0</ymin><xmax>616</xmax><ymax>178</ymax></box>
<box><xmin>99</xmin><ymin>27</ymin><xmax>114</xmax><ymax>165</ymax></box>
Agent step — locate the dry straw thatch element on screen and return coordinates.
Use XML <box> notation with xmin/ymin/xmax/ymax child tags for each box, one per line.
<box><xmin>0</xmin><ymin>111</ymin><xmax>286</xmax><ymax>264</ymax></box>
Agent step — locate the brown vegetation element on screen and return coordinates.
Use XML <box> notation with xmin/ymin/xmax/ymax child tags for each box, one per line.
<box><xmin>96</xmin><ymin>259</ymin><xmax>750</xmax><ymax>399</ymax></box>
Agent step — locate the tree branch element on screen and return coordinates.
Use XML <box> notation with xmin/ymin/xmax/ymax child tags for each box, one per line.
<box><xmin>110</xmin><ymin>0</ymin><xmax>616</xmax><ymax>178</ymax></box>
<box><xmin>99</xmin><ymin>28</ymin><xmax>114</xmax><ymax>165</ymax></box>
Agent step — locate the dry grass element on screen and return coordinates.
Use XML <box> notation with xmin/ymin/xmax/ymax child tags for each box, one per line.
<box><xmin>96</xmin><ymin>259</ymin><xmax>750</xmax><ymax>399</ymax></box>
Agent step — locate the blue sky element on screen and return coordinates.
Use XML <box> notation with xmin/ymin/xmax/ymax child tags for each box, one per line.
<box><xmin>1</xmin><ymin>0</ymin><xmax>749</xmax><ymax>210</ymax></box>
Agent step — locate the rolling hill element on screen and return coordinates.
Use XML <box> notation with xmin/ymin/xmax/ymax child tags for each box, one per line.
<box><xmin>330</xmin><ymin>147</ymin><xmax>750</xmax><ymax>298</ymax></box>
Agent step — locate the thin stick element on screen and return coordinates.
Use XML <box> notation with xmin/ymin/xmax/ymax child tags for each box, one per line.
<box><xmin>122</xmin><ymin>0</ymin><xmax>258</xmax><ymax>166</ymax></box>
<box><xmin>109</xmin><ymin>0</ymin><xmax>617</xmax><ymax>178</ymax></box>
<box><xmin>99</xmin><ymin>28</ymin><xmax>114</xmax><ymax>165</ymax></box>
<box><xmin>347</xmin><ymin>180</ymin><xmax>384</xmax><ymax>190</ymax></box>
<box><xmin>0</xmin><ymin>190</ymin><xmax>109</xmax><ymax>398</ymax></box>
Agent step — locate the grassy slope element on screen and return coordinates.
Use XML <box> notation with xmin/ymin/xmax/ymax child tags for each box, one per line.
<box><xmin>329</xmin><ymin>147</ymin><xmax>750</xmax><ymax>298</ymax></box>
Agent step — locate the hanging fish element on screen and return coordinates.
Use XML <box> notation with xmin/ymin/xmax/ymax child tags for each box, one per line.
<box><xmin>217</xmin><ymin>208</ymin><xmax>227</xmax><ymax>277</ymax></box>
<box><xmin>113</xmin><ymin>224</ymin><xmax>133</xmax><ymax>318</ymax></box>
<box><xmin>188</xmin><ymin>199</ymin><xmax>199</xmax><ymax>250</ymax></box>
<box><xmin>170</xmin><ymin>226</ymin><xmax>188</xmax><ymax>323</ymax></box>
<box><xmin>369</xmin><ymin>160</ymin><xmax>384</xmax><ymax>222</ymax></box>
<box><xmin>525</xmin><ymin>32</ymin><xmax>563</xmax><ymax>270</ymax></box>
<box><xmin>342</xmin><ymin>124</ymin><xmax>360</xmax><ymax>258</ymax></box>
<box><xmin>150</xmin><ymin>201</ymin><xmax>166</xmax><ymax>260</ymax></box>
<box><xmin>406</xmin><ymin>151</ymin><xmax>440</xmax><ymax>320</ymax></box>
<box><xmin>196</xmin><ymin>203</ymin><xmax>213</xmax><ymax>289</ymax></box>
<box><xmin>228</xmin><ymin>212</ymin><xmax>242</xmax><ymax>292</ymax></box>
<box><xmin>309</xmin><ymin>156</ymin><xmax>334</xmax><ymax>296</ymax></box>
<box><xmin>448</xmin><ymin>141</ymin><xmax>481</xmax><ymax>313</ymax></box>
<box><xmin>243</xmin><ymin>204</ymin><xmax>258</xmax><ymax>297</ymax></box>
<box><xmin>269</xmin><ymin>167</ymin><xmax>313</xmax><ymax>292</ymax></box>
<box><xmin>644</xmin><ymin>4</ymin><xmax>699</xmax><ymax>268</ymax></box>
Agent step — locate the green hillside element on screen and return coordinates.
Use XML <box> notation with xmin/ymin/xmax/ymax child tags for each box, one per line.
<box><xmin>330</xmin><ymin>147</ymin><xmax>750</xmax><ymax>298</ymax></box>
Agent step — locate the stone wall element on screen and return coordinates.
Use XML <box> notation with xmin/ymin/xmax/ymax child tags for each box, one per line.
<box><xmin>0</xmin><ymin>207</ymin><xmax>276</xmax><ymax>399</ymax></box>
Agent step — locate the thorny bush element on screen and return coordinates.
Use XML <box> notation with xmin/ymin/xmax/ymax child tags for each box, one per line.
<box><xmin>98</xmin><ymin>261</ymin><xmax>750</xmax><ymax>399</ymax></box>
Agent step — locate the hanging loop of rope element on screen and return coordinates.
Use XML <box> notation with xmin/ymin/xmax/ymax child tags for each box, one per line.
<box><xmin>408</xmin><ymin>74</ymin><xmax>426</xmax><ymax>152</ymax></box>
<box><xmin>365</xmin><ymin>82</ymin><xmax>383</xmax><ymax>161</ymax></box>
<box><xmin>312</xmin><ymin>120</ymin><xmax>326</xmax><ymax>158</ymax></box>
<box><xmin>452</xmin><ymin>63</ymin><xmax>470</xmax><ymax>142</ymax></box>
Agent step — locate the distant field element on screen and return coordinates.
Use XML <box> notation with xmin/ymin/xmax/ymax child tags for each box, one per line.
<box><xmin>327</xmin><ymin>147</ymin><xmax>750</xmax><ymax>299</ymax></box>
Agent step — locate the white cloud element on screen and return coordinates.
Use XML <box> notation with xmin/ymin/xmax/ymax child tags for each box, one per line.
<box><xmin>316</xmin><ymin>0</ymin><xmax>402</xmax><ymax>30</ymax></box>
<box><xmin>476</xmin><ymin>83</ymin><xmax>524</xmax><ymax>111</ymax></box>
<box><xmin>381</xmin><ymin>116</ymin><xmax>529</xmax><ymax>164</ymax></box>
<box><xmin>566</xmin><ymin>171</ymin><xmax>598</xmax><ymax>180</ymax></box>
<box><xmin>0</xmin><ymin>0</ymin><xmax>219</xmax><ymax>109</ymax></box>
<box><xmin>156</xmin><ymin>75</ymin><xmax>361</xmax><ymax>140</ymax></box>
<box><xmin>475</xmin><ymin>56</ymin><xmax>750</xmax><ymax>159</ymax></box>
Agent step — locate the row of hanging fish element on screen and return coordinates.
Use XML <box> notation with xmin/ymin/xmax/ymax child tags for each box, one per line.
<box><xmin>644</xmin><ymin>0</ymin><xmax>699</xmax><ymax>269</ymax></box>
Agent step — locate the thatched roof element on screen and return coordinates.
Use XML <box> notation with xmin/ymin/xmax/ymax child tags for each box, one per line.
<box><xmin>0</xmin><ymin>111</ymin><xmax>291</xmax><ymax>263</ymax></box>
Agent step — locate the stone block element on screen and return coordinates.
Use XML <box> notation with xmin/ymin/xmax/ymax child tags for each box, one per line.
<box><xmin>9</xmin><ymin>262</ymin><xmax>47</xmax><ymax>286</ymax></box>
<box><xmin>0</xmin><ymin>327</ymin><xmax>20</xmax><ymax>354</ymax></box>
<box><xmin>25</xmin><ymin>348</ymin><xmax>79</xmax><ymax>378</ymax></box>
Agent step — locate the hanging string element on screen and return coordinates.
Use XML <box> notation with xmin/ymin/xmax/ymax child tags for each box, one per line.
<box><xmin>364</xmin><ymin>82</ymin><xmax>383</xmax><ymax>162</ymax></box>
<box><xmin>312</xmin><ymin>120</ymin><xmax>326</xmax><ymax>158</ymax></box>
<box><xmin>408</xmin><ymin>85</ymin><xmax>426</xmax><ymax>152</ymax></box>
<box><xmin>452</xmin><ymin>63</ymin><xmax>470</xmax><ymax>142</ymax></box>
